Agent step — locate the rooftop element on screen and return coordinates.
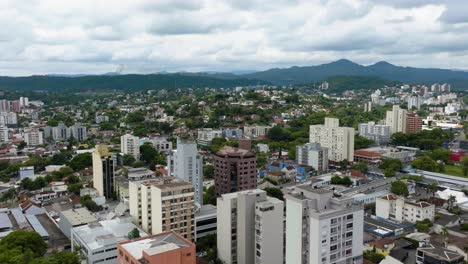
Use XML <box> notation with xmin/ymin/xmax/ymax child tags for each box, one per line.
<box><xmin>120</xmin><ymin>231</ymin><xmax>192</xmax><ymax>260</ymax></box>
<box><xmin>418</xmin><ymin>246</ymin><xmax>464</xmax><ymax>261</ymax></box>
<box><xmin>60</xmin><ymin>208</ymin><xmax>97</xmax><ymax>226</ymax></box>
<box><xmin>139</xmin><ymin>177</ymin><xmax>194</xmax><ymax>190</ymax></box>
<box><xmin>216</xmin><ymin>146</ymin><xmax>255</xmax><ymax>157</ymax></box>
<box><xmin>73</xmin><ymin>217</ymin><xmax>146</xmax><ymax>250</ymax></box>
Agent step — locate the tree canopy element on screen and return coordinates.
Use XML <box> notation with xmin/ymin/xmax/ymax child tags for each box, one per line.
<box><xmin>391</xmin><ymin>180</ymin><xmax>409</xmax><ymax>196</ymax></box>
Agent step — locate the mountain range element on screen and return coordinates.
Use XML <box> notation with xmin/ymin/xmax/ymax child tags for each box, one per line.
<box><xmin>192</xmin><ymin>59</ymin><xmax>468</xmax><ymax>88</ymax></box>
<box><xmin>1</xmin><ymin>59</ymin><xmax>468</xmax><ymax>92</ymax></box>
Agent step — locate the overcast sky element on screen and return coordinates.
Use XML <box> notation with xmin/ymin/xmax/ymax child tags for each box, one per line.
<box><xmin>1</xmin><ymin>0</ymin><xmax>468</xmax><ymax>76</ymax></box>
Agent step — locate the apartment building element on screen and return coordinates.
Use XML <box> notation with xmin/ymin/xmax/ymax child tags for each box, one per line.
<box><xmin>121</xmin><ymin>134</ymin><xmax>140</xmax><ymax>160</ymax></box>
<box><xmin>0</xmin><ymin>124</ymin><xmax>8</xmax><ymax>143</ymax></box>
<box><xmin>296</xmin><ymin>143</ymin><xmax>329</xmax><ymax>172</ymax></box>
<box><xmin>406</xmin><ymin>112</ymin><xmax>423</xmax><ymax>134</ymax></box>
<box><xmin>93</xmin><ymin>145</ymin><xmax>116</xmax><ymax>198</ymax></box>
<box><xmin>129</xmin><ymin>177</ymin><xmax>195</xmax><ymax>241</ymax></box>
<box><xmin>71</xmin><ymin>217</ymin><xmax>147</xmax><ymax>264</ymax></box>
<box><xmin>213</xmin><ymin>146</ymin><xmax>257</xmax><ymax>196</ymax></box>
<box><xmin>358</xmin><ymin>121</ymin><xmax>391</xmax><ymax>145</ymax></box>
<box><xmin>117</xmin><ymin>231</ymin><xmax>196</xmax><ymax>264</ymax></box>
<box><xmin>243</xmin><ymin>125</ymin><xmax>272</xmax><ymax>138</ymax></box>
<box><xmin>309</xmin><ymin>118</ymin><xmax>355</xmax><ymax>162</ymax></box>
<box><xmin>217</xmin><ymin>189</ymin><xmax>284</xmax><ymax>264</ymax></box>
<box><xmin>167</xmin><ymin>139</ymin><xmax>204</xmax><ymax>206</ymax></box>
<box><xmin>23</xmin><ymin>129</ymin><xmax>43</xmax><ymax>146</ymax></box>
<box><xmin>197</xmin><ymin>128</ymin><xmax>222</xmax><ymax>145</ymax></box>
<box><xmin>386</xmin><ymin>105</ymin><xmax>407</xmax><ymax>134</ymax></box>
<box><xmin>286</xmin><ymin>186</ymin><xmax>364</xmax><ymax>264</ymax></box>
<box><xmin>376</xmin><ymin>194</ymin><xmax>435</xmax><ymax>223</ymax></box>
<box><xmin>70</xmin><ymin>122</ymin><xmax>88</xmax><ymax>141</ymax></box>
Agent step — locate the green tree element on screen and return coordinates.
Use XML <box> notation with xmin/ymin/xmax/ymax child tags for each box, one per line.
<box><xmin>412</xmin><ymin>156</ymin><xmax>438</xmax><ymax>172</ymax></box>
<box><xmin>203</xmin><ymin>164</ymin><xmax>215</xmax><ymax>180</ymax></box>
<box><xmin>68</xmin><ymin>153</ymin><xmax>92</xmax><ymax>171</ymax></box>
<box><xmin>128</xmin><ymin>228</ymin><xmax>140</xmax><ymax>239</ymax></box>
<box><xmin>354</xmin><ymin>135</ymin><xmax>375</xmax><ymax>150</ymax></box>
<box><xmin>50</xmin><ymin>151</ymin><xmax>73</xmax><ymax>165</ymax></box>
<box><xmin>461</xmin><ymin>156</ymin><xmax>468</xmax><ymax>177</ymax></box>
<box><xmin>352</xmin><ymin>162</ymin><xmax>368</xmax><ymax>173</ymax></box>
<box><xmin>0</xmin><ymin>230</ymin><xmax>47</xmax><ymax>263</ymax></box>
<box><xmin>264</xmin><ymin>187</ymin><xmax>284</xmax><ymax>201</ymax></box>
<box><xmin>203</xmin><ymin>186</ymin><xmax>217</xmax><ymax>206</ymax></box>
<box><xmin>430</xmin><ymin>148</ymin><xmax>451</xmax><ymax>163</ymax></box>
<box><xmin>122</xmin><ymin>154</ymin><xmax>136</xmax><ymax>167</ymax></box>
<box><xmin>391</xmin><ymin>180</ymin><xmax>409</xmax><ymax>196</ymax></box>
<box><xmin>140</xmin><ymin>143</ymin><xmax>158</xmax><ymax>165</ymax></box>
<box><xmin>267</xmin><ymin>126</ymin><xmax>291</xmax><ymax>141</ymax></box>
<box><xmin>81</xmin><ymin>195</ymin><xmax>100</xmax><ymax>212</ymax></box>
<box><xmin>68</xmin><ymin>183</ymin><xmax>82</xmax><ymax>195</ymax></box>
<box><xmin>379</xmin><ymin>158</ymin><xmax>402</xmax><ymax>172</ymax></box>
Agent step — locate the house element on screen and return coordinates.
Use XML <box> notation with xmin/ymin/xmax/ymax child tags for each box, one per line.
<box><xmin>19</xmin><ymin>200</ymin><xmax>45</xmax><ymax>215</ymax></box>
<box><xmin>367</xmin><ymin>238</ymin><xmax>395</xmax><ymax>256</ymax></box>
<box><xmin>416</xmin><ymin>246</ymin><xmax>464</xmax><ymax>264</ymax></box>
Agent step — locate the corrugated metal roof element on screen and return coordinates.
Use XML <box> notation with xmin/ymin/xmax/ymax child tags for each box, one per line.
<box><xmin>25</xmin><ymin>214</ymin><xmax>48</xmax><ymax>238</ymax></box>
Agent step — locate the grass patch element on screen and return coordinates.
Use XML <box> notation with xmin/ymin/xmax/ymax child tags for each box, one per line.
<box><xmin>444</xmin><ymin>165</ymin><xmax>465</xmax><ymax>177</ymax></box>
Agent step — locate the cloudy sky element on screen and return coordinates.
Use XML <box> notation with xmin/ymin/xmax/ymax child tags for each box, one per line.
<box><xmin>1</xmin><ymin>0</ymin><xmax>468</xmax><ymax>76</ymax></box>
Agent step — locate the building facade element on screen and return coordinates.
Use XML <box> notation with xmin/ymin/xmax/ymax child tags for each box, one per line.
<box><xmin>167</xmin><ymin>139</ymin><xmax>204</xmax><ymax>206</ymax></box>
<box><xmin>71</xmin><ymin>217</ymin><xmax>147</xmax><ymax>264</ymax></box>
<box><xmin>358</xmin><ymin>122</ymin><xmax>391</xmax><ymax>145</ymax></box>
<box><xmin>121</xmin><ymin>134</ymin><xmax>140</xmax><ymax>160</ymax></box>
<box><xmin>217</xmin><ymin>189</ymin><xmax>284</xmax><ymax>264</ymax></box>
<box><xmin>117</xmin><ymin>231</ymin><xmax>196</xmax><ymax>264</ymax></box>
<box><xmin>309</xmin><ymin>118</ymin><xmax>355</xmax><ymax>162</ymax></box>
<box><xmin>296</xmin><ymin>143</ymin><xmax>329</xmax><ymax>172</ymax></box>
<box><xmin>376</xmin><ymin>194</ymin><xmax>435</xmax><ymax>223</ymax></box>
<box><xmin>386</xmin><ymin>105</ymin><xmax>407</xmax><ymax>134</ymax></box>
<box><xmin>23</xmin><ymin>129</ymin><xmax>43</xmax><ymax>146</ymax></box>
<box><xmin>213</xmin><ymin>146</ymin><xmax>257</xmax><ymax>196</ymax></box>
<box><xmin>129</xmin><ymin>178</ymin><xmax>195</xmax><ymax>241</ymax></box>
<box><xmin>93</xmin><ymin>145</ymin><xmax>116</xmax><ymax>198</ymax></box>
<box><xmin>406</xmin><ymin>112</ymin><xmax>423</xmax><ymax>134</ymax></box>
<box><xmin>286</xmin><ymin>186</ymin><xmax>364</xmax><ymax>264</ymax></box>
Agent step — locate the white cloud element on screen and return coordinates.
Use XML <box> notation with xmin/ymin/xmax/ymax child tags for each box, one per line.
<box><xmin>0</xmin><ymin>0</ymin><xmax>466</xmax><ymax>75</ymax></box>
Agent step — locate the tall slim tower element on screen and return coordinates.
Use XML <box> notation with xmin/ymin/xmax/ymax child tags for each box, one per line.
<box><xmin>385</xmin><ymin>105</ymin><xmax>407</xmax><ymax>134</ymax></box>
<box><xmin>92</xmin><ymin>145</ymin><xmax>116</xmax><ymax>198</ymax></box>
<box><xmin>167</xmin><ymin>139</ymin><xmax>204</xmax><ymax>206</ymax></box>
<box><xmin>120</xmin><ymin>134</ymin><xmax>140</xmax><ymax>160</ymax></box>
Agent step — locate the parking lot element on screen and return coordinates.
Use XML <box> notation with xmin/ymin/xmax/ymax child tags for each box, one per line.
<box><xmin>36</xmin><ymin>214</ymin><xmax>70</xmax><ymax>251</ymax></box>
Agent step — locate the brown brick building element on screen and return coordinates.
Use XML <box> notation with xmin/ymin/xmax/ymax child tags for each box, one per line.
<box><xmin>214</xmin><ymin>146</ymin><xmax>257</xmax><ymax>196</ymax></box>
<box><xmin>406</xmin><ymin>112</ymin><xmax>423</xmax><ymax>134</ymax></box>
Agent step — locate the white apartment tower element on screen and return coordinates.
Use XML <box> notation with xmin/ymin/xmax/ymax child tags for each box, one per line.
<box><xmin>358</xmin><ymin>122</ymin><xmax>391</xmax><ymax>145</ymax></box>
<box><xmin>296</xmin><ymin>143</ymin><xmax>329</xmax><ymax>172</ymax></box>
<box><xmin>286</xmin><ymin>186</ymin><xmax>364</xmax><ymax>264</ymax></box>
<box><xmin>120</xmin><ymin>134</ymin><xmax>140</xmax><ymax>160</ymax></box>
<box><xmin>0</xmin><ymin>124</ymin><xmax>8</xmax><ymax>143</ymax></box>
<box><xmin>385</xmin><ymin>105</ymin><xmax>407</xmax><ymax>134</ymax></box>
<box><xmin>309</xmin><ymin>118</ymin><xmax>354</xmax><ymax>162</ymax></box>
<box><xmin>167</xmin><ymin>139</ymin><xmax>203</xmax><ymax>206</ymax></box>
<box><xmin>128</xmin><ymin>177</ymin><xmax>195</xmax><ymax>241</ymax></box>
<box><xmin>217</xmin><ymin>189</ymin><xmax>284</xmax><ymax>264</ymax></box>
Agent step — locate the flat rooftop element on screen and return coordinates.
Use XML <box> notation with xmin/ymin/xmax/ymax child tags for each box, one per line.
<box><xmin>121</xmin><ymin>231</ymin><xmax>192</xmax><ymax>260</ymax></box>
<box><xmin>73</xmin><ymin>217</ymin><xmax>146</xmax><ymax>250</ymax></box>
<box><xmin>60</xmin><ymin>208</ymin><xmax>97</xmax><ymax>226</ymax></box>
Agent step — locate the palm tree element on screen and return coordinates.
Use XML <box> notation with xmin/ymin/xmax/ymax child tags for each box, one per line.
<box><xmin>427</xmin><ymin>182</ymin><xmax>438</xmax><ymax>197</ymax></box>
<box><xmin>447</xmin><ymin>195</ymin><xmax>457</xmax><ymax>211</ymax></box>
<box><xmin>441</xmin><ymin>227</ymin><xmax>449</xmax><ymax>248</ymax></box>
